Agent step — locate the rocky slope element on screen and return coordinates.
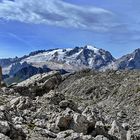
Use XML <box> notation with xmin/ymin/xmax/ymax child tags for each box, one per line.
<box><xmin>0</xmin><ymin>70</ymin><xmax>140</xmax><ymax>140</ymax></box>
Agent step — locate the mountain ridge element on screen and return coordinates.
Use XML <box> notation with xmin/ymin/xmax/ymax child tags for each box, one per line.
<box><xmin>1</xmin><ymin>45</ymin><xmax>115</xmax><ymax>74</ymax></box>
<box><xmin>1</xmin><ymin>45</ymin><xmax>140</xmax><ymax>84</ymax></box>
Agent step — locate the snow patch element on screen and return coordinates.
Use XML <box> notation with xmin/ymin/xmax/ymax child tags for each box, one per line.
<box><xmin>129</xmin><ymin>57</ymin><xmax>133</xmax><ymax>61</ymax></box>
<box><xmin>86</xmin><ymin>45</ymin><xmax>99</xmax><ymax>53</ymax></box>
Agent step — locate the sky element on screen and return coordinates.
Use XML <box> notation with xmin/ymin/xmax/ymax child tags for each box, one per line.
<box><xmin>0</xmin><ymin>0</ymin><xmax>140</xmax><ymax>58</ymax></box>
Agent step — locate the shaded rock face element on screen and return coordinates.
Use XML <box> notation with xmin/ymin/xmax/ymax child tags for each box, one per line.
<box><xmin>14</xmin><ymin>71</ymin><xmax>62</xmax><ymax>96</ymax></box>
<box><xmin>0</xmin><ymin>70</ymin><xmax>140</xmax><ymax>140</ymax></box>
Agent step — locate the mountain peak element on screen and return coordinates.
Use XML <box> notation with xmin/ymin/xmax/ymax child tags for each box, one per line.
<box><xmin>1</xmin><ymin>45</ymin><xmax>115</xmax><ymax>76</ymax></box>
<box><xmin>84</xmin><ymin>45</ymin><xmax>99</xmax><ymax>53</ymax></box>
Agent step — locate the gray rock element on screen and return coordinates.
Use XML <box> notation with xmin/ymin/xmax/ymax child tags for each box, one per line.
<box><xmin>0</xmin><ymin>121</ymin><xmax>10</xmax><ymax>134</ymax></box>
<box><xmin>95</xmin><ymin>121</ymin><xmax>106</xmax><ymax>136</ymax></box>
<box><xmin>71</xmin><ymin>113</ymin><xmax>89</xmax><ymax>134</ymax></box>
<box><xmin>34</xmin><ymin>127</ymin><xmax>57</xmax><ymax>138</ymax></box>
<box><xmin>0</xmin><ymin>133</ymin><xmax>11</xmax><ymax>140</ymax></box>
<box><xmin>0</xmin><ymin>69</ymin><xmax>140</xmax><ymax>140</ymax></box>
<box><xmin>56</xmin><ymin>116</ymin><xmax>72</xmax><ymax>131</ymax></box>
<box><xmin>15</xmin><ymin>71</ymin><xmax>62</xmax><ymax>96</ymax></box>
<box><xmin>12</xmin><ymin>117</ymin><xmax>24</xmax><ymax>125</ymax></box>
<box><xmin>9</xmin><ymin>96</ymin><xmax>32</xmax><ymax>110</ymax></box>
<box><xmin>46</xmin><ymin>90</ymin><xmax>65</xmax><ymax>105</ymax></box>
<box><xmin>94</xmin><ymin>135</ymin><xmax>109</xmax><ymax>140</ymax></box>
<box><xmin>59</xmin><ymin>100</ymin><xmax>78</xmax><ymax>111</ymax></box>
<box><xmin>108</xmin><ymin>120</ymin><xmax>127</xmax><ymax>140</ymax></box>
<box><xmin>57</xmin><ymin>130</ymin><xmax>74</xmax><ymax>139</ymax></box>
<box><xmin>122</xmin><ymin>123</ymin><xmax>130</xmax><ymax>131</ymax></box>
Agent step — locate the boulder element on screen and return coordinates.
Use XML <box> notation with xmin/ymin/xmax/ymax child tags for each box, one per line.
<box><xmin>122</xmin><ymin>123</ymin><xmax>130</xmax><ymax>131</ymax></box>
<box><xmin>15</xmin><ymin>71</ymin><xmax>62</xmax><ymax>96</ymax></box>
<box><xmin>108</xmin><ymin>120</ymin><xmax>127</xmax><ymax>140</ymax></box>
<box><xmin>56</xmin><ymin>116</ymin><xmax>72</xmax><ymax>131</ymax></box>
<box><xmin>59</xmin><ymin>99</ymin><xmax>78</xmax><ymax>111</ymax></box>
<box><xmin>71</xmin><ymin>113</ymin><xmax>89</xmax><ymax>134</ymax></box>
<box><xmin>82</xmin><ymin>106</ymin><xmax>96</xmax><ymax>133</ymax></box>
<box><xmin>0</xmin><ymin>133</ymin><xmax>11</xmax><ymax>140</ymax></box>
<box><xmin>94</xmin><ymin>135</ymin><xmax>109</xmax><ymax>140</ymax></box>
<box><xmin>57</xmin><ymin>130</ymin><xmax>93</xmax><ymax>140</ymax></box>
<box><xmin>34</xmin><ymin>127</ymin><xmax>57</xmax><ymax>138</ymax></box>
<box><xmin>0</xmin><ymin>110</ymin><xmax>7</xmax><ymax>120</ymax></box>
<box><xmin>57</xmin><ymin>130</ymin><xmax>74</xmax><ymax>139</ymax></box>
<box><xmin>45</xmin><ymin>90</ymin><xmax>65</xmax><ymax>105</ymax></box>
<box><xmin>9</xmin><ymin>96</ymin><xmax>32</xmax><ymax>110</ymax></box>
<box><xmin>95</xmin><ymin>121</ymin><xmax>106</xmax><ymax>136</ymax></box>
<box><xmin>0</xmin><ymin>121</ymin><xmax>10</xmax><ymax>134</ymax></box>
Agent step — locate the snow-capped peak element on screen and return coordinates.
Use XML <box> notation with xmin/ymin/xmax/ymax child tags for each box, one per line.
<box><xmin>1</xmin><ymin>45</ymin><xmax>115</xmax><ymax>75</ymax></box>
<box><xmin>85</xmin><ymin>45</ymin><xmax>99</xmax><ymax>53</ymax></box>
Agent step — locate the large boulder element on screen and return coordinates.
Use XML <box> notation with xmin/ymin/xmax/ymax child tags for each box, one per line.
<box><xmin>0</xmin><ymin>133</ymin><xmax>11</xmax><ymax>140</ymax></box>
<box><xmin>0</xmin><ymin>121</ymin><xmax>10</xmax><ymax>134</ymax></box>
<box><xmin>71</xmin><ymin>113</ymin><xmax>89</xmax><ymax>134</ymax></box>
<box><xmin>56</xmin><ymin>116</ymin><xmax>72</xmax><ymax>131</ymax></box>
<box><xmin>45</xmin><ymin>90</ymin><xmax>65</xmax><ymax>105</ymax></box>
<box><xmin>56</xmin><ymin>108</ymin><xmax>74</xmax><ymax>131</ymax></box>
<box><xmin>59</xmin><ymin>99</ymin><xmax>78</xmax><ymax>111</ymax></box>
<box><xmin>57</xmin><ymin>130</ymin><xmax>93</xmax><ymax>140</ymax></box>
<box><xmin>34</xmin><ymin>127</ymin><xmax>57</xmax><ymax>138</ymax></box>
<box><xmin>14</xmin><ymin>71</ymin><xmax>62</xmax><ymax>96</ymax></box>
<box><xmin>94</xmin><ymin>135</ymin><xmax>109</xmax><ymax>140</ymax></box>
<box><xmin>108</xmin><ymin>120</ymin><xmax>127</xmax><ymax>140</ymax></box>
<box><xmin>9</xmin><ymin>96</ymin><xmax>32</xmax><ymax>110</ymax></box>
<box><xmin>56</xmin><ymin>108</ymin><xmax>96</xmax><ymax>135</ymax></box>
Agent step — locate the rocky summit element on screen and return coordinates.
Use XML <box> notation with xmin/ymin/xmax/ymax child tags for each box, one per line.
<box><xmin>0</xmin><ymin>70</ymin><xmax>140</xmax><ymax>140</ymax></box>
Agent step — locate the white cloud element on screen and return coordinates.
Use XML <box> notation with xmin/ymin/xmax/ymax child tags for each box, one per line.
<box><xmin>0</xmin><ymin>0</ymin><xmax>114</xmax><ymax>31</ymax></box>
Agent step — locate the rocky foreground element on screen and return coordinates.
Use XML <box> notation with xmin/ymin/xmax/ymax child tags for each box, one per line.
<box><xmin>0</xmin><ymin>70</ymin><xmax>140</xmax><ymax>140</ymax></box>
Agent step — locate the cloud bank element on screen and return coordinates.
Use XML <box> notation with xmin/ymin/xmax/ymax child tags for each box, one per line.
<box><xmin>0</xmin><ymin>0</ymin><xmax>114</xmax><ymax>31</ymax></box>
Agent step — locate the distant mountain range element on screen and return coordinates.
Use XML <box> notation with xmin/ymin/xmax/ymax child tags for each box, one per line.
<box><xmin>1</xmin><ymin>45</ymin><xmax>140</xmax><ymax>84</ymax></box>
<box><xmin>102</xmin><ymin>48</ymin><xmax>140</xmax><ymax>70</ymax></box>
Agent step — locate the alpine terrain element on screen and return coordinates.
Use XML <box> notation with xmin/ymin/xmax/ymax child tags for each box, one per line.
<box><xmin>0</xmin><ymin>45</ymin><xmax>115</xmax><ymax>84</ymax></box>
<box><xmin>0</xmin><ymin>46</ymin><xmax>140</xmax><ymax>140</ymax></box>
<box><xmin>0</xmin><ymin>69</ymin><xmax>140</xmax><ymax>140</ymax></box>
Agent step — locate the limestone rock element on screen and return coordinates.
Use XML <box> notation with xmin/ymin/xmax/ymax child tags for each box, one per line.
<box><xmin>59</xmin><ymin>99</ymin><xmax>78</xmax><ymax>111</ymax></box>
<box><xmin>56</xmin><ymin>116</ymin><xmax>72</xmax><ymax>131</ymax></box>
<box><xmin>46</xmin><ymin>90</ymin><xmax>65</xmax><ymax>105</ymax></box>
<box><xmin>9</xmin><ymin>96</ymin><xmax>32</xmax><ymax>110</ymax></box>
<box><xmin>0</xmin><ymin>121</ymin><xmax>10</xmax><ymax>134</ymax></box>
<box><xmin>94</xmin><ymin>135</ymin><xmax>109</xmax><ymax>140</ymax></box>
<box><xmin>34</xmin><ymin>127</ymin><xmax>57</xmax><ymax>138</ymax></box>
<box><xmin>15</xmin><ymin>71</ymin><xmax>62</xmax><ymax>96</ymax></box>
<box><xmin>0</xmin><ymin>133</ymin><xmax>11</xmax><ymax>140</ymax></box>
<box><xmin>57</xmin><ymin>130</ymin><xmax>74</xmax><ymax>139</ymax></box>
<box><xmin>108</xmin><ymin>120</ymin><xmax>127</xmax><ymax>140</ymax></box>
<box><xmin>71</xmin><ymin>113</ymin><xmax>89</xmax><ymax>134</ymax></box>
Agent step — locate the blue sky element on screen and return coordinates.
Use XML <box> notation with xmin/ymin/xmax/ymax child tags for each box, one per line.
<box><xmin>0</xmin><ymin>0</ymin><xmax>140</xmax><ymax>58</ymax></box>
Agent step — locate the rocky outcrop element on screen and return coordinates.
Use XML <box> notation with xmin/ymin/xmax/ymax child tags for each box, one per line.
<box><xmin>14</xmin><ymin>71</ymin><xmax>62</xmax><ymax>96</ymax></box>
